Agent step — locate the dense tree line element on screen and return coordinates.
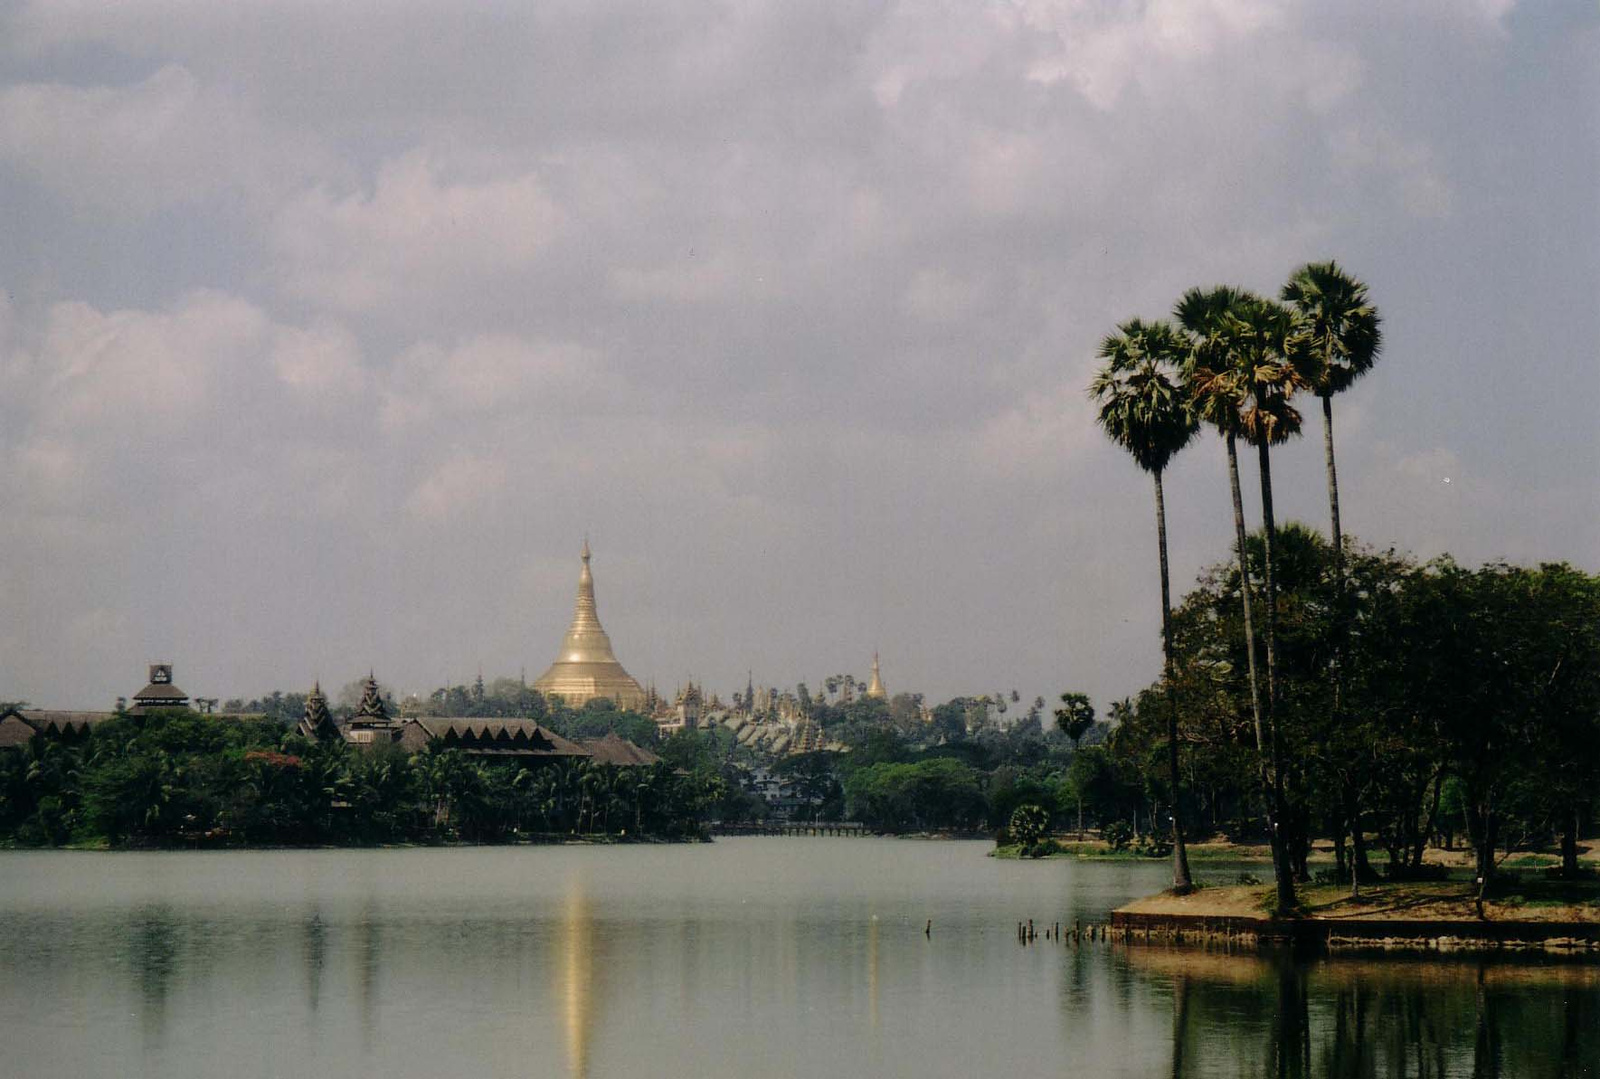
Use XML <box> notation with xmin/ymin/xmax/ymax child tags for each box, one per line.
<box><xmin>0</xmin><ymin>709</ymin><xmax>724</xmax><ymax>847</ymax></box>
<box><xmin>1104</xmin><ymin>532</ymin><xmax>1600</xmax><ymax>902</ymax></box>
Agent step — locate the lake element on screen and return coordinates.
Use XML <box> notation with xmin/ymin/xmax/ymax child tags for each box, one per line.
<box><xmin>1</xmin><ymin>838</ymin><xmax>1594</xmax><ymax>1078</ymax></box>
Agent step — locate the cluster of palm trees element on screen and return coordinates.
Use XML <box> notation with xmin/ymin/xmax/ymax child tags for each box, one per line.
<box><xmin>1089</xmin><ymin>261</ymin><xmax>1382</xmax><ymax>908</ymax></box>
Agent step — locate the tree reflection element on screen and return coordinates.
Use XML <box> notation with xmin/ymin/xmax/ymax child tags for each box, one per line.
<box><xmin>130</xmin><ymin>903</ymin><xmax>178</xmax><ymax>1050</ymax></box>
<box><xmin>1129</xmin><ymin>946</ymin><xmax>1600</xmax><ymax>1079</ymax></box>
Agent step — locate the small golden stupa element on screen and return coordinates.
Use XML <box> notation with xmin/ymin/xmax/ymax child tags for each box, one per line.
<box><xmin>865</xmin><ymin>652</ymin><xmax>887</xmax><ymax>699</ymax></box>
<box><xmin>533</xmin><ymin>541</ymin><xmax>646</xmax><ymax>711</ymax></box>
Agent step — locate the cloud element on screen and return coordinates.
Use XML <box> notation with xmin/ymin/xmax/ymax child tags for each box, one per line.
<box><xmin>404</xmin><ymin>452</ymin><xmax>509</xmax><ymax>523</ymax></box>
<box><xmin>273</xmin><ymin>151</ymin><xmax>565</xmax><ymax>313</ymax></box>
<box><xmin>269</xmin><ymin>320</ymin><xmax>366</xmax><ymax>403</ymax></box>
<box><xmin>24</xmin><ymin>290</ymin><xmax>269</xmax><ymax>431</ymax></box>
<box><xmin>0</xmin><ymin>64</ymin><xmax>330</xmax><ymax>213</ymax></box>
<box><xmin>381</xmin><ymin>333</ymin><xmax>609</xmax><ymax>430</ymax></box>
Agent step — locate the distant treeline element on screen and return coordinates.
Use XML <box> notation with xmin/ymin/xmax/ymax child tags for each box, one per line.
<box><xmin>0</xmin><ymin>710</ymin><xmax>725</xmax><ymax>847</ymax></box>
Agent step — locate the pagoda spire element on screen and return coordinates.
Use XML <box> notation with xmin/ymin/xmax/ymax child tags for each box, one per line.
<box><xmin>865</xmin><ymin>652</ymin><xmax>887</xmax><ymax>699</ymax></box>
<box><xmin>298</xmin><ymin>679</ymin><xmax>339</xmax><ymax>741</ymax></box>
<box><xmin>355</xmin><ymin>671</ymin><xmax>388</xmax><ymax>721</ymax></box>
<box><xmin>532</xmin><ymin>542</ymin><xmax>645</xmax><ymax>710</ymax></box>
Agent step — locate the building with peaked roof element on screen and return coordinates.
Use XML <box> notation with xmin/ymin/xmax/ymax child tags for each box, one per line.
<box><xmin>398</xmin><ymin>716</ymin><xmax>589</xmax><ymax>759</ymax></box>
<box><xmin>580</xmin><ymin>732</ymin><xmax>662</xmax><ymax>767</ymax></box>
<box><xmin>131</xmin><ymin>664</ymin><xmax>189</xmax><ymax>713</ymax></box>
<box><xmin>297</xmin><ymin>681</ymin><xmax>340</xmax><ymax>742</ymax></box>
<box><xmin>532</xmin><ymin>542</ymin><xmax>646</xmax><ymax>711</ymax></box>
<box><xmin>345</xmin><ymin>672</ymin><xmax>403</xmax><ymax>747</ymax></box>
<box><xmin>0</xmin><ymin>709</ymin><xmax>115</xmax><ymax>748</ymax></box>
<box><xmin>865</xmin><ymin>653</ymin><xmax>887</xmax><ymax>699</ymax></box>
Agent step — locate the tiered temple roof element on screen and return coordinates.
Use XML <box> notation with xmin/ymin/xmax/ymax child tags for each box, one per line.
<box><xmin>532</xmin><ymin>543</ymin><xmax>646</xmax><ymax>710</ymax></box>
<box><xmin>131</xmin><ymin>664</ymin><xmax>189</xmax><ymax>713</ymax></box>
<box><xmin>297</xmin><ymin>681</ymin><xmax>340</xmax><ymax>742</ymax></box>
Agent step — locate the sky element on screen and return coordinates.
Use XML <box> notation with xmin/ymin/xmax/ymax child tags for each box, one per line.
<box><xmin>1</xmin><ymin>0</ymin><xmax>1596</xmax><ymax>713</ymax></box>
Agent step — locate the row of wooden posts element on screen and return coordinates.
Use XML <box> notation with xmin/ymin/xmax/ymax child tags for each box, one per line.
<box><xmin>1018</xmin><ymin>918</ymin><xmax>1110</xmax><ymax>944</ymax></box>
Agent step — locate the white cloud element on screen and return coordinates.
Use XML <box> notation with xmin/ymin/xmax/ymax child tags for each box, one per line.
<box><xmin>404</xmin><ymin>452</ymin><xmax>509</xmax><ymax>523</ymax></box>
<box><xmin>273</xmin><ymin>151</ymin><xmax>565</xmax><ymax>313</ymax></box>
<box><xmin>381</xmin><ymin>333</ymin><xmax>607</xmax><ymax>430</ymax></box>
<box><xmin>269</xmin><ymin>320</ymin><xmax>365</xmax><ymax>402</ymax></box>
<box><xmin>0</xmin><ymin>64</ymin><xmax>330</xmax><ymax>213</ymax></box>
<box><xmin>27</xmin><ymin>290</ymin><xmax>268</xmax><ymax>430</ymax></box>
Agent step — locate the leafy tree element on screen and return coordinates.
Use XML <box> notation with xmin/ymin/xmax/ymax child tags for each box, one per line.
<box><xmin>1008</xmin><ymin>803</ymin><xmax>1050</xmax><ymax>848</ymax></box>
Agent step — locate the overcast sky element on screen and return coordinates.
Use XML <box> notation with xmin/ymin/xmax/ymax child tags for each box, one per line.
<box><xmin>2</xmin><ymin>1</ymin><xmax>1595</xmax><ymax>713</ymax></box>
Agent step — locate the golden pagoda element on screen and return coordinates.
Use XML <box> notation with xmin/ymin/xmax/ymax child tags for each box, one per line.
<box><xmin>533</xmin><ymin>542</ymin><xmax>646</xmax><ymax>711</ymax></box>
<box><xmin>865</xmin><ymin>652</ymin><xmax>887</xmax><ymax>699</ymax></box>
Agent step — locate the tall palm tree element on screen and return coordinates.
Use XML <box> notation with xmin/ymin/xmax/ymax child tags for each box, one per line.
<box><xmin>1281</xmin><ymin>262</ymin><xmax>1381</xmax><ymax>894</ymax></box>
<box><xmin>1280</xmin><ymin>261</ymin><xmax>1382</xmax><ymax>570</ymax></box>
<box><xmin>1233</xmin><ymin>295</ymin><xmax>1316</xmax><ymax>896</ymax></box>
<box><xmin>1089</xmin><ymin>316</ymin><xmax>1199</xmax><ymax>893</ymax></box>
<box><xmin>1177</xmin><ymin>285</ymin><xmax>1297</xmax><ymax>911</ymax></box>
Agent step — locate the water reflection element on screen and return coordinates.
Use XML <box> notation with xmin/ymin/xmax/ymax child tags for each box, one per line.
<box><xmin>1128</xmin><ymin>945</ymin><xmax>1600</xmax><ymax>1079</ymax></box>
<box><xmin>131</xmin><ymin>904</ymin><xmax>178</xmax><ymax>1053</ymax></box>
<box><xmin>560</xmin><ymin>878</ymin><xmax>596</xmax><ymax>1079</ymax></box>
<box><xmin>356</xmin><ymin>904</ymin><xmax>381</xmax><ymax>1049</ymax></box>
<box><xmin>302</xmin><ymin>909</ymin><xmax>326</xmax><ymax>1014</ymax></box>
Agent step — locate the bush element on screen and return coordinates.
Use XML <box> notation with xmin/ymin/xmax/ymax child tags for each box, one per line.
<box><xmin>1008</xmin><ymin>803</ymin><xmax>1051</xmax><ymax>846</ymax></box>
<box><xmin>1235</xmin><ymin>872</ymin><xmax>1262</xmax><ymax>886</ymax></box>
<box><xmin>1101</xmin><ymin>820</ymin><xmax>1132</xmax><ymax>852</ymax></box>
<box><xmin>1022</xmin><ymin>839</ymin><xmax>1061</xmax><ymax>859</ymax></box>
<box><xmin>1137</xmin><ymin>832</ymin><xmax>1172</xmax><ymax>859</ymax></box>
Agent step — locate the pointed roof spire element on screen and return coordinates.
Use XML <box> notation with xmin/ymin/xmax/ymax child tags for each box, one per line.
<box><xmin>355</xmin><ymin>672</ymin><xmax>388</xmax><ymax>721</ymax></box>
<box><xmin>298</xmin><ymin>679</ymin><xmax>338</xmax><ymax>741</ymax></box>
<box><xmin>532</xmin><ymin>541</ymin><xmax>645</xmax><ymax>710</ymax></box>
<box><xmin>865</xmin><ymin>652</ymin><xmax>887</xmax><ymax>699</ymax></box>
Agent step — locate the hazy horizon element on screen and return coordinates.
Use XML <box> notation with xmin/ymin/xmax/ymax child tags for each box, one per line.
<box><xmin>2</xmin><ymin>2</ymin><xmax>1596</xmax><ymax>713</ymax></box>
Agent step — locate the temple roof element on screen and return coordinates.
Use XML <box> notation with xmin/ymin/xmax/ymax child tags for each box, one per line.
<box><xmin>533</xmin><ymin>543</ymin><xmax>645</xmax><ymax>709</ymax></box>
<box><xmin>580</xmin><ymin>732</ymin><xmax>661</xmax><ymax>767</ymax></box>
<box><xmin>408</xmin><ymin>716</ymin><xmax>589</xmax><ymax>757</ymax></box>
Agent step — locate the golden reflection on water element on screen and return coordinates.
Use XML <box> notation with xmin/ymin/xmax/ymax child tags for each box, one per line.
<box><xmin>560</xmin><ymin>879</ymin><xmax>595</xmax><ymax>1079</ymax></box>
<box><xmin>867</xmin><ymin>916</ymin><xmax>879</xmax><ymax>1032</ymax></box>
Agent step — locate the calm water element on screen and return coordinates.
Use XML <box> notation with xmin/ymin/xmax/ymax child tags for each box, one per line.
<box><xmin>0</xmin><ymin>839</ymin><xmax>1594</xmax><ymax>1078</ymax></box>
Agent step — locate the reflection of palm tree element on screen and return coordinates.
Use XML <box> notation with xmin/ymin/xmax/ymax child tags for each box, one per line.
<box><xmin>1091</xmin><ymin>316</ymin><xmax>1199</xmax><ymax>893</ymax></box>
<box><xmin>1169</xmin><ymin>973</ymin><xmax>1190</xmax><ymax>1079</ymax></box>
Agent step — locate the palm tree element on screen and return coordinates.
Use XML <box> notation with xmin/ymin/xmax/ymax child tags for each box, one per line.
<box><xmin>1281</xmin><ymin>261</ymin><xmax>1381</xmax><ymax>894</ymax></box>
<box><xmin>1230</xmin><ymin>296</ymin><xmax>1316</xmax><ymax>720</ymax></box>
<box><xmin>1280</xmin><ymin>261</ymin><xmax>1382</xmax><ymax>569</ymax></box>
<box><xmin>1177</xmin><ymin>285</ymin><xmax>1297</xmax><ymax>911</ymax></box>
<box><xmin>1089</xmin><ymin>316</ymin><xmax>1199</xmax><ymax>892</ymax></box>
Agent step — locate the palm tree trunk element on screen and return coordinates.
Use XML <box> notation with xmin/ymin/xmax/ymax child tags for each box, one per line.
<box><xmin>1322</xmin><ymin>393</ymin><xmax>1342</xmax><ymax>569</ymax></box>
<box><xmin>1226</xmin><ymin>432</ymin><xmax>1290</xmax><ymax>911</ymax></box>
<box><xmin>1255</xmin><ymin>438</ymin><xmax>1296</xmax><ymax>912</ymax></box>
<box><xmin>1154</xmin><ymin>468</ymin><xmax>1193</xmax><ymax>893</ymax></box>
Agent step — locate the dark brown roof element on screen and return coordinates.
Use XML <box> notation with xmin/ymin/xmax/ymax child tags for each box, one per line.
<box><xmin>409</xmin><ymin>717</ymin><xmax>590</xmax><ymax>757</ymax></box>
<box><xmin>0</xmin><ymin>714</ymin><xmax>38</xmax><ymax>749</ymax></box>
<box><xmin>580</xmin><ymin>732</ymin><xmax>662</xmax><ymax>766</ymax></box>
<box><xmin>0</xmin><ymin>709</ymin><xmax>118</xmax><ymax>745</ymax></box>
<box><xmin>132</xmin><ymin>683</ymin><xmax>189</xmax><ymax>703</ymax></box>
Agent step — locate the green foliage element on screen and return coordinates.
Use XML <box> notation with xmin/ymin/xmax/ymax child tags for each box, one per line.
<box><xmin>0</xmin><ymin>710</ymin><xmax>717</xmax><ymax>847</ymax></box>
<box><xmin>1053</xmin><ymin>693</ymin><xmax>1095</xmax><ymax>748</ymax></box>
<box><xmin>1101</xmin><ymin>820</ymin><xmax>1132</xmax><ymax>852</ymax></box>
<box><xmin>843</xmin><ymin>757</ymin><xmax>987</xmax><ymax>833</ymax></box>
<box><xmin>1008</xmin><ymin>803</ymin><xmax>1050</xmax><ymax>846</ymax></box>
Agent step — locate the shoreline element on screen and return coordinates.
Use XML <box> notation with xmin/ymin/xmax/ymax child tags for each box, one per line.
<box><xmin>1112</xmin><ymin>882</ymin><xmax>1600</xmax><ymax>953</ymax></box>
